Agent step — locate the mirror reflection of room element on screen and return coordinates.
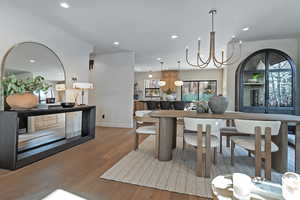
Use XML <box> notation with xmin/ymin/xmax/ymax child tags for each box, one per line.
<box><xmin>1</xmin><ymin>42</ymin><xmax>71</xmax><ymax>152</ymax></box>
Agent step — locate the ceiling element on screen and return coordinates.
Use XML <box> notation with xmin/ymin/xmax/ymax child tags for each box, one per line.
<box><xmin>7</xmin><ymin>0</ymin><xmax>300</xmax><ymax>71</ymax></box>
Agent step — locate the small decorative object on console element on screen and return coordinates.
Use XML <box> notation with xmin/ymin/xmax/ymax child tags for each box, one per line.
<box><xmin>196</xmin><ymin>101</ymin><xmax>209</xmax><ymax>113</ymax></box>
<box><xmin>61</xmin><ymin>102</ymin><xmax>75</xmax><ymax>108</ymax></box>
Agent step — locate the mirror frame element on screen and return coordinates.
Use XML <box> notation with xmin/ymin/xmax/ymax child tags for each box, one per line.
<box><xmin>1</xmin><ymin>41</ymin><xmax>66</xmax><ymax>83</ymax></box>
<box><xmin>0</xmin><ymin>42</ymin><xmax>67</xmax><ymax>109</ymax></box>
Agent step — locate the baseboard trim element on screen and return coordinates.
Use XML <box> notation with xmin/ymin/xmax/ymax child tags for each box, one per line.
<box><xmin>96</xmin><ymin>121</ymin><xmax>133</xmax><ymax>128</ymax></box>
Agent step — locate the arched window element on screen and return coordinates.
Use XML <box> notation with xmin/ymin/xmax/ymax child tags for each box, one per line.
<box><xmin>235</xmin><ymin>49</ymin><xmax>296</xmax><ymax>114</ymax></box>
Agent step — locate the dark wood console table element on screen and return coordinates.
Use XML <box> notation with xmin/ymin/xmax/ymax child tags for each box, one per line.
<box><xmin>0</xmin><ymin>106</ymin><xmax>96</xmax><ymax>170</ymax></box>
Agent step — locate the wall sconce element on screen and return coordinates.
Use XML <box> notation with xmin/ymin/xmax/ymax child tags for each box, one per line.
<box><xmin>72</xmin><ymin>76</ymin><xmax>78</xmax><ymax>82</ymax></box>
<box><xmin>89</xmin><ymin>60</ymin><xmax>95</xmax><ymax>71</ymax></box>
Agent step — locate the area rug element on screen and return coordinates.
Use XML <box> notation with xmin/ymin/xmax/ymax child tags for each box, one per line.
<box><xmin>101</xmin><ymin>136</ymin><xmax>287</xmax><ymax>198</ymax></box>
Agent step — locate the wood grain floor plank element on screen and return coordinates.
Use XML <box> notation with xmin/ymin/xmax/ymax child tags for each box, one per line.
<box><xmin>0</xmin><ymin>127</ymin><xmax>207</xmax><ymax>200</ymax></box>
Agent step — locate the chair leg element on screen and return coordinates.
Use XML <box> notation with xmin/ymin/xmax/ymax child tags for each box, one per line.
<box><xmin>231</xmin><ymin>141</ymin><xmax>235</xmax><ymax>166</ymax></box>
<box><xmin>213</xmin><ymin>147</ymin><xmax>217</xmax><ymax>164</ymax></box>
<box><xmin>134</xmin><ymin>133</ymin><xmax>139</xmax><ymax>150</ymax></box>
<box><xmin>196</xmin><ymin>125</ymin><xmax>203</xmax><ymax>177</ymax></box>
<box><xmin>183</xmin><ymin>136</ymin><xmax>186</xmax><ymax>151</ymax></box>
<box><xmin>220</xmin><ymin>135</ymin><xmax>223</xmax><ymax>154</ymax></box>
<box><xmin>255</xmin><ymin>127</ymin><xmax>262</xmax><ymax>177</ymax></box>
<box><xmin>226</xmin><ymin>136</ymin><xmax>230</xmax><ymax>147</ymax></box>
<box><xmin>265</xmin><ymin>127</ymin><xmax>272</xmax><ymax>180</ymax></box>
<box><xmin>205</xmin><ymin>125</ymin><xmax>212</xmax><ymax>178</ymax></box>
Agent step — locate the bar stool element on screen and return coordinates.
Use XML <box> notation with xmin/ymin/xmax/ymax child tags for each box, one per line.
<box><xmin>173</xmin><ymin>101</ymin><xmax>186</xmax><ymax>110</ymax></box>
<box><xmin>146</xmin><ymin>101</ymin><xmax>159</xmax><ymax>110</ymax></box>
<box><xmin>160</xmin><ymin>101</ymin><xmax>172</xmax><ymax>110</ymax></box>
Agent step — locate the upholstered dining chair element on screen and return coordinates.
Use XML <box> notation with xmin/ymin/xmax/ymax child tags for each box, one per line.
<box><xmin>230</xmin><ymin>119</ymin><xmax>281</xmax><ymax>180</ymax></box>
<box><xmin>183</xmin><ymin>118</ymin><xmax>225</xmax><ymax>177</ymax></box>
<box><xmin>134</xmin><ymin>110</ymin><xmax>159</xmax><ymax>157</ymax></box>
<box><xmin>219</xmin><ymin>120</ymin><xmax>251</xmax><ymax>154</ymax></box>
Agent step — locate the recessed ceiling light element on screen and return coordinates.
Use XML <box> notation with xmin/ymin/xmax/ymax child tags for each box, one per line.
<box><xmin>60</xmin><ymin>2</ymin><xmax>70</xmax><ymax>8</ymax></box>
<box><xmin>113</xmin><ymin>41</ymin><xmax>120</xmax><ymax>46</ymax></box>
<box><xmin>156</xmin><ymin>57</ymin><xmax>162</xmax><ymax>61</ymax></box>
<box><xmin>29</xmin><ymin>59</ymin><xmax>36</xmax><ymax>63</ymax></box>
<box><xmin>242</xmin><ymin>27</ymin><xmax>249</xmax><ymax>31</ymax></box>
<box><xmin>232</xmin><ymin>35</ymin><xmax>236</xmax><ymax>38</ymax></box>
<box><xmin>171</xmin><ymin>35</ymin><xmax>179</xmax><ymax>39</ymax></box>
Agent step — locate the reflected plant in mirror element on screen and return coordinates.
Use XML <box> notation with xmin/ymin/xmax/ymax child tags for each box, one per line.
<box><xmin>2</xmin><ymin>75</ymin><xmax>50</xmax><ymax>96</ymax></box>
<box><xmin>1</xmin><ymin>75</ymin><xmax>51</xmax><ymax>109</ymax></box>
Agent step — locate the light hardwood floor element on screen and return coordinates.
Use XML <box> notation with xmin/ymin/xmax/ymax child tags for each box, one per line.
<box><xmin>0</xmin><ymin>127</ymin><xmax>208</xmax><ymax>200</ymax></box>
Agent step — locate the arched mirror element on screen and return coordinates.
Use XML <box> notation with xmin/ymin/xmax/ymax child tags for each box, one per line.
<box><xmin>1</xmin><ymin>42</ymin><xmax>68</xmax><ymax>152</ymax></box>
<box><xmin>1</xmin><ymin>42</ymin><xmax>66</xmax><ymax>108</ymax></box>
<box><xmin>236</xmin><ymin>49</ymin><xmax>296</xmax><ymax>114</ymax></box>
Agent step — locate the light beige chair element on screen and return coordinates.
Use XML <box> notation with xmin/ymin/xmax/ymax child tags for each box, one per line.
<box><xmin>134</xmin><ymin>110</ymin><xmax>159</xmax><ymax>157</ymax></box>
<box><xmin>183</xmin><ymin>118</ymin><xmax>225</xmax><ymax>177</ymax></box>
<box><xmin>219</xmin><ymin>119</ymin><xmax>251</xmax><ymax>154</ymax></box>
<box><xmin>230</xmin><ymin>119</ymin><xmax>281</xmax><ymax>180</ymax></box>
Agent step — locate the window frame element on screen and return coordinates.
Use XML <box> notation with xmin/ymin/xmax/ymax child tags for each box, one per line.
<box><xmin>180</xmin><ymin>80</ymin><xmax>218</xmax><ymax>101</ymax></box>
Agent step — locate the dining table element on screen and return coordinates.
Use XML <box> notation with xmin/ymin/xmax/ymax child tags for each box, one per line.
<box><xmin>150</xmin><ymin>110</ymin><xmax>300</xmax><ymax>174</ymax></box>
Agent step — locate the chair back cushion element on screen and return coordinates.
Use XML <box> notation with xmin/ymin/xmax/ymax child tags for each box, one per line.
<box><xmin>184</xmin><ymin>118</ymin><xmax>225</xmax><ymax>133</ymax></box>
<box><xmin>234</xmin><ymin>119</ymin><xmax>281</xmax><ymax>135</ymax></box>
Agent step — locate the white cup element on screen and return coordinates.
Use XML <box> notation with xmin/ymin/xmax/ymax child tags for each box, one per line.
<box><xmin>282</xmin><ymin>172</ymin><xmax>300</xmax><ymax>200</ymax></box>
<box><xmin>233</xmin><ymin>173</ymin><xmax>252</xmax><ymax>200</ymax></box>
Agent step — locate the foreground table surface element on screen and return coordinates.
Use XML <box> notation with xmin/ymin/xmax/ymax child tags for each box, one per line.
<box><xmin>212</xmin><ymin>175</ymin><xmax>284</xmax><ymax>200</ymax></box>
<box><xmin>150</xmin><ymin>110</ymin><xmax>300</xmax><ymax>173</ymax></box>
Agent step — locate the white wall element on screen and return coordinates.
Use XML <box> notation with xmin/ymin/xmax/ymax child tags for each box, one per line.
<box><xmin>89</xmin><ymin>52</ymin><xmax>135</xmax><ymax>128</ymax></box>
<box><xmin>134</xmin><ymin>69</ymin><xmax>223</xmax><ymax>100</ymax></box>
<box><xmin>0</xmin><ymin>3</ymin><xmax>93</xmax><ymax>87</ymax></box>
<box><xmin>224</xmin><ymin>38</ymin><xmax>299</xmax><ymax>111</ymax></box>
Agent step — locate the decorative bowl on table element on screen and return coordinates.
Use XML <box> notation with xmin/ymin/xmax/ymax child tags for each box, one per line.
<box><xmin>61</xmin><ymin>102</ymin><xmax>75</xmax><ymax>108</ymax></box>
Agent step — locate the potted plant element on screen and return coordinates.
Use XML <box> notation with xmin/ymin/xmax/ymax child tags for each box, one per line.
<box><xmin>248</xmin><ymin>73</ymin><xmax>263</xmax><ymax>83</ymax></box>
<box><xmin>164</xmin><ymin>88</ymin><xmax>176</xmax><ymax>101</ymax></box>
<box><xmin>1</xmin><ymin>75</ymin><xmax>50</xmax><ymax>109</ymax></box>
